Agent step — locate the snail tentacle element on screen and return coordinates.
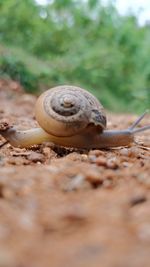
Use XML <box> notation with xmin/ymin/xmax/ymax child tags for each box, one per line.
<box><xmin>127</xmin><ymin>111</ymin><xmax>150</xmax><ymax>134</ymax></box>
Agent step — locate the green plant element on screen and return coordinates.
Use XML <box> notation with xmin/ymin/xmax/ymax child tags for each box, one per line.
<box><xmin>0</xmin><ymin>55</ymin><xmax>38</xmax><ymax>92</ymax></box>
<box><xmin>0</xmin><ymin>0</ymin><xmax>150</xmax><ymax>112</ymax></box>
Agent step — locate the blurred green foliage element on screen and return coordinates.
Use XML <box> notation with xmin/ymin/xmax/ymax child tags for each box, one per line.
<box><xmin>0</xmin><ymin>0</ymin><xmax>150</xmax><ymax>112</ymax></box>
<box><xmin>0</xmin><ymin>55</ymin><xmax>39</xmax><ymax>92</ymax></box>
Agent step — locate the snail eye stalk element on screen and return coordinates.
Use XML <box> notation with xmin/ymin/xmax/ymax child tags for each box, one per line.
<box><xmin>128</xmin><ymin>111</ymin><xmax>150</xmax><ymax>134</ymax></box>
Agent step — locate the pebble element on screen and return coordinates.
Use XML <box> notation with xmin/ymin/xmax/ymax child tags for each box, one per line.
<box><xmin>103</xmin><ymin>179</ymin><xmax>114</xmax><ymax>189</ymax></box>
<box><xmin>65</xmin><ymin>152</ymin><xmax>83</xmax><ymax>161</ymax></box>
<box><xmin>106</xmin><ymin>157</ymin><xmax>118</xmax><ymax>169</ymax></box>
<box><xmin>94</xmin><ymin>156</ymin><xmax>119</xmax><ymax>169</ymax></box>
<box><xmin>81</xmin><ymin>154</ymin><xmax>88</xmax><ymax>161</ymax></box>
<box><xmin>85</xmin><ymin>169</ymin><xmax>102</xmax><ymax>185</ymax></box>
<box><xmin>120</xmin><ymin>147</ymin><xmax>140</xmax><ymax>157</ymax></box>
<box><xmin>42</xmin><ymin>146</ymin><xmax>57</xmax><ymax>159</ymax></box>
<box><xmin>94</xmin><ymin>156</ymin><xmax>107</xmax><ymax>166</ymax></box>
<box><xmin>65</xmin><ymin>174</ymin><xmax>85</xmax><ymax>191</ymax></box>
<box><xmin>88</xmin><ymin>150</ymin><xmax>105</xmax><ymax>157</ymax></box>
<box><xmin>27</xmin><ymin>152</ymin><xmax>45</xmax><ymax>163</ymax></box>
<box><xmin>63</xmin><ymin>205</ymin><xmax>87</xmax><ymax>222</ymax></box>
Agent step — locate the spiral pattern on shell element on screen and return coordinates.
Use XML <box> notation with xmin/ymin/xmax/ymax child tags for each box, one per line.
<box><xmin>35</xmin><ymin>85</ymin><xmax>106</xmax><ymax>137</ymax></box>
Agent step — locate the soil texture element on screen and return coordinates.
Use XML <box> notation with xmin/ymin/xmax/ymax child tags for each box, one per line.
<box><xmin>0</xmin><ymin>79</ymin><xmax>150</xmax><ymax>267</ymax></box>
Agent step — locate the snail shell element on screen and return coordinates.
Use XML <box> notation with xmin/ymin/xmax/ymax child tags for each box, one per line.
<box><xmin>35</xmin><ymin>85</ymin><xmax>106</xmax><ymax>137</ymax></box>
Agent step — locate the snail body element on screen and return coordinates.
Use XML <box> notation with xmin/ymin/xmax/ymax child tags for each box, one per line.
<box><xmin>0</xmin><ymin>85</ymin><xmax>150</xmax><ymax>149</ymax></box>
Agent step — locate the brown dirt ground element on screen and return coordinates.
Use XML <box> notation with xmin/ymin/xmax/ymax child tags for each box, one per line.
<box><xmin>0</xmin><ymin>79</ymin><xmax>150</xmax><ymax>267</ymax></box>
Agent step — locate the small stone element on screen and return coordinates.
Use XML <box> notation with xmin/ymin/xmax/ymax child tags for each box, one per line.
<box><xmin>85</xmin><ymin>169</ymin><xmax>102</xmax><ymax>186</ymax></box>
<box><xmin>62</xmin><ymin>174</ymin><xmax>90</xmax><ymax>191</ymax></box>
<box><xmin>63</xmin><ymin>204</ymin><xmax>87</xmax><ymax>223</ymax></box>
<box><xmin>89</xmin><ymin>150</ymin><xmax>105</xmax><ymax>157</ymax></box>
<box><xmin>103</xmin><ymin>178</ymin><xmax>114</xmax><ymax>188</ymax></box>
<box><xmin>81</xmin><ymin>154</ymin><xmax>88</xmax><ymax>161</ymax></box>
<box><xmin>120</xmin><ymin>147</ymin><xmax>140</xmax><ymax>158</ymax></box>
<box><xmin>42</xmin><ymin>147</ymin><xmax>51</xmax><ymax>157</ymax></box>
<box><xmin>65</xmin><ymin>152</ymin><xmax>82</xmax><ymax>161</ymax></box>
<box><xmin>95</xmin><ymin>156</ymin><xmax>107</xmax><ymax>167</ymax></box>
<box><xmin>27</xmin><ymin>152</ymin><xmax>45</xmax><ymax>163</ymax></box>
<box><xmin>66</xmin><ymin>174</ymin><xmax>85</xmax><ymax>191</ymax></box>
<box><xmin>0</xmin><ymin>120</ymin><xmax>11</xmax><ymax>131</ymax></box>
<box><xmin>120</xmin><ymin>148</ymin><xmax>130</xmax><ymax>157</ymax></box>
<box><xmin>106</xmin><ymin>157</ymin><xmax>118</xmax><ymax>169</ymax></box>
<box><xmin>122</xmin><ymin>161</ymin><xmax>132</xmax><ymax>167</ymax></box>
<box><xmin>129</xmin><ymin>147</ymin><xmax>140</xmax><ymax>157</ymax></box>
<box><xmin>42</xmin><ymin>146</ymin><xmax>56</xmax><ymax>160</ymax></box>
<box><xmin>88</xmin><ymin>155</ymin><xmax>97</xmax><ymax>163</ymax></box>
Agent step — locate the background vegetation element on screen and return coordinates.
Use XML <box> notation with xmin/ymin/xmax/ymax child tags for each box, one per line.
<box><xmin>0</xmin><ymin>0</ymin><xmax>150</xmax><ymax>112</ymax></box>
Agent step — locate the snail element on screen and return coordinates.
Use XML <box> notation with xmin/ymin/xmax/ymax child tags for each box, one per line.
<box><xmin>0</xmin><ymin>85</ymin><xmax>150</xmax><ymax>149</ymax></box>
